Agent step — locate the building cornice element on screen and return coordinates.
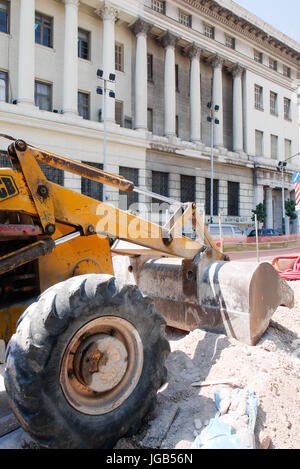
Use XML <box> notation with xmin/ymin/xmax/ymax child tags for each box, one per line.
<box><xmin>176</xmin><ymin>0</ymin><xmax>300</xmax><ymax>68</ymax></box>
<box><xmin>140</xmin><ymin>6</ymin><xmax>298</xmax><ymax>91</ymax></box>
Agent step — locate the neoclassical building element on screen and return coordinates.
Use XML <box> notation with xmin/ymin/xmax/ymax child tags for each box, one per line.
<box><xmin>0</xmin><ymin>0</ymin><xmax>300</xmax><ymax>231</ymax></box>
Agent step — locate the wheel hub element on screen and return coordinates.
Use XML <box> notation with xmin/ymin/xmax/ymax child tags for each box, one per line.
<box><xmin>76</xmin><ymin>334</ymin><xmax>128</xmax><ymax>393</ymax></box>
<box><xmin>60</xmin><ymin>316</ymin><xmax>144</xmax><ymax>415</ymax></box>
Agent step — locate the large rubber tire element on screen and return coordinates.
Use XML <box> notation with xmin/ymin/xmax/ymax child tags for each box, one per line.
<box><xmin>4</xmin><ymin>274</ymin><xmax>170</xmax><ymax>449</ymax></box>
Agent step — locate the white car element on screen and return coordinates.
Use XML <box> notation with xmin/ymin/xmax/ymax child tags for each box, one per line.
<box><xmin>207</xmin><ymin>224</ymin><xmax>244</xmax><ymax>240</ymax></box>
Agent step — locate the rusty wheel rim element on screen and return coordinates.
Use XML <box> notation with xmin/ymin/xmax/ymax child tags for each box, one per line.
<box><xmin>60</xmin><ymin>317</ymin><xmax>144</xmax><ymax>415</ymax></box>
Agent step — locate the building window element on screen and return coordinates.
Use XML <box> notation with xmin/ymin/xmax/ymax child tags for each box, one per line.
<box><xmin>35</xmin><ymin>12</ymin><xmax>53</xmax><ymax>48</ymax></box>
<box><xmin>175</xmin><ymin>115</ymin><xmax>179</xmax><ymax>137</ymax></box>
<box><xmin>119</xmin><ymin>167</ymin><xmax>139</xmax><ymax>211</ymax></box>
<box><xmin>228</xmin><ymin>182</ymin><xmax>239</xmax><ymax>217</ymax></box>
<box><xmin>147</xmin><ymin>108</ymin><xmax>153</xmax><ymax>132</ymax></box>
<box><xmin>0</xmin><ymin>0</ymin><xmax>9</xmax><ymax>34</ymax></box>
<box><xmin>151</xmin><ymin>0</ymin><xmax>165</xmax><ymax>14</ymax></box>
<box><xmin>0</xmin><ymin>70</ymin><xmax>8</xmax><ymax>102</ymax></box>
<box><xmin>254</xmin><ymin>85</ymin><xmax>263</xmax><ymax>110</ymax></box>
<box><xmin>269</xmin><ymin>58</ymin><xmax>277</xmax><ymax>71</ymax></box>
<box><xmin>254</xmin><ymin>49</ymin><xmax>263</xmax><ymax>63</ymax></box>
<box><xmin>179</xmin><ymin>10</ymin><xmax>192</xmax><ymax>27</ymax></box>
<box><xmin>152</xmin><ymin>171</ymin><xmax>169</xmax><ymax>206</ymax></box>
<box><xmin>0</xmin><ymin>155</ymin><xmax>11</xmax><ymax>168</ymax></box>
<box><xmin>205</xmin><ymin>179</ymin><xmax>219</xmax><ymax>216</ymax></box>
<box><xmin>285</xmin><ymin>139</ymin><xmax>292</xmax><ymax>160</ymax></box>
<box><xmin>39</xmin><ymin>164</ymin><xmax>64</xmax><ymax>186</ymax></box>
<box><xmin>78</xmin><ymin>28</ymin><xmax>90</xmax><ymax>60</ymax></box>
<box><xmin>270</xmin><ymin>135</ymin><xmax>278</xmax><ymax>160</ymax></box>
<box><xmin>81</xmin><ymin>162</ymin><xmax>103</xmax><ymax>201</ymax></box>
<box><xmin>78</xmin><ymin>91</ymin><xmax>90</xmax><ymax>120</ymax></box>
<box><xmin>181</xmin><ymin>175</ymin><xmax>195</xmax><ymax>203</ymax></box>
<box><xmin>175</xmin><ymin>64</ymin><xmax>179</xmax><ymax>91</ymax></box>
<box><xmin>124</xmin><ymin>117</ymin><xmax>132</xmax><ymax>129</ymax></box>
<box><xmin>270</xmin><ymin>91</ymin><xmax>278</xmax><ymax>115</ymax></box>
<box><xmin>115</xmin><ymin>100</ymin><xmax>123</xmax><ymax>127</ymax></box>
<box><xmin>35</xmin><ymin>81</ymin><xmax>52</xmax><ymax>111</ymax></box>
<box><xmin>255</xmin><ymin>130</ymin><xmax>264</xmax><ymax>157</ymax></box>
<box><xmin>115</xmin><ymin>43</ymin><xmax>124</xmax><ymax>72</ymax></box>
<box><xmin>225</xmin><ymin>35</ymin><xmax>235</xmax><ymax>50</ymax></box>
<box><xmin>147</xmin><ymin>54</ymin><xmax>153</xmax><ymax>82</ymax></box>
<box><xmin>284</xmin><ymin>97</ymin><xmax>291</xmax><ymax>120</ymax></box>
<box><xmin>283</xmin><ymin>65</ymin><xmax>291</xmax><ymax>78</ymax></box>
<box><xmin>204</xmin><ymin>23</ymin><xmax>214</xmax><ymax>39</ymax></box>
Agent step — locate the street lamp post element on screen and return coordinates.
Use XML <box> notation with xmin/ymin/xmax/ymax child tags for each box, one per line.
<box><xmin>96</xmin><ymin>69</ymin><xmax>116</xmax><ymax>202</ymax></box>
<box><xmin>207</xmin><ymin>102</ymin><xmax>220</xmax><ymax>225</ymax></box>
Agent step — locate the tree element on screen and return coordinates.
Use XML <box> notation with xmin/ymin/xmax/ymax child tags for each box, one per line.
<box><xmin>285</xmin><ymin>199</ymin><xmax>297</xmax><ymax>221</ymax></box>
<box><xmin>251</xmin><ymin>203</ymin><xmax>266</xmax><ymax>226</ymax></box>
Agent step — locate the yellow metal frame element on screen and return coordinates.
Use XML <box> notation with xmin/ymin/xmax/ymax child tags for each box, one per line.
<box><xmin>0</xmin><ymin>138</ymin><xmax>225</xmax><ymax>341</ymax></box>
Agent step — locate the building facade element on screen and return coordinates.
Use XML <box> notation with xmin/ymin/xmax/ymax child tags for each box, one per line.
<box><xmin>0</xmin><ymin>0</ymin><xmax>300</xmax><ymax>230</ymax></box>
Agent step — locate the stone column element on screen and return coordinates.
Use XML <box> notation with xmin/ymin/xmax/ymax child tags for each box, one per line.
<box><xmin>232</xmin><ymin>64</ymin><xmax>244</xmax><ymax>153</ymax></box>
<box><xmin>99</xmin><ymin>2</ymin><xmax>118</xmax><ymax>123</ymax></box>
<box><xmin>254</xmin><ymin>184</ymin><xmax>264</xmax><ymax>208</ymax></box>
<box><xmin>18</xmin><ymin>0</ymin><xmax>35</xmax><ymax>106</ymax></box>
<box><xmin>265</xmin><ymin>187</ymin><xmax>273</xmax><ymax>229</ymax></box>
<box><xmin>131</xmin><ymin>19</ymin><xmax>152</xmax><ymax>131</ymax></box>
<box><xmin>169</xmin><ymin>173</ymin><xmax>180</xmax><ymax>200</ymax></box>
<box><xmin>187</xmin><ymin>44</ymin><xmax>201</xmax><ymax>143</ymax></box>
<box><xmin>211</xmin><ymin>55</ymin><xmax>224</xmax><ymax>148</ymax></box>
<box><xmin>160</xmin><ymin>31</ymin><xmax>180</xmax><ymax>138</ymax></box>
<box><xmin>63</xmin><ymin>0</ymin><xmax>79</xmax><ymax>116</ymax></box>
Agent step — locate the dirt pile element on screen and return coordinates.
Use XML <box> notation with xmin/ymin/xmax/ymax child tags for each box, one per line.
<box><xmin>115</xmin><ymin>281</ymin><xmax>300</xmax><ymax>450</ymax></box>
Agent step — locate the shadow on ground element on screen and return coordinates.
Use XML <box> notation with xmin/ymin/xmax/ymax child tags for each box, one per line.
<box><xmin>124</xmin><ymin>329</ymin><xmax>233</xmax><ymax>449</ymax></box>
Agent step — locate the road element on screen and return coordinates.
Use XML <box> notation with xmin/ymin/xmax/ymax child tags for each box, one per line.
<box><xmin>227</xmin><ymin>245</ymin><xmax>300</xmax><ymax>263</ymax></box>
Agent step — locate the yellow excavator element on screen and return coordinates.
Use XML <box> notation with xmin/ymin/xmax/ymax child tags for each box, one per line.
<box><xmin>0</xmin><ymin>135</ymin><xmax>294</xmax><ymax>448</ymax></box>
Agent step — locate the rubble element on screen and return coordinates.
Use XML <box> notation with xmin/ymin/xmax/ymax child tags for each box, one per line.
<box><xmin>118</xmin><ymin>280</ymin><xmax>300</xmax><ymax>450</ymax></box>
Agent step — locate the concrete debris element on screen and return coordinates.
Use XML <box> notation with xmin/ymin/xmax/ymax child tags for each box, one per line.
<box><xmin>0</xmin><ymin>414</ymin><xmax>19</xmax><ymax>438</ymax></box>
<box><xmin>219</xmin><ymin>397</ymin><xmax>232</xmax><ymax>416</ymax></box>
<box><xmin>140</xmin><ymin>403</ymin><xmax>179</xmax><ymax>449</ymax></box>
<box><xmin>260</xmin><ymin>436</ymin><xmax>272</xmax><ymax>450</ymax></box>
<box><xmin>113</xmin><ymin>438</ymin><xmax>136</xmax><ymax>450</ymax></box>
<box><xmin>194</xmin><ymin>419</ymin><xmax>202</xmax><ymax>430</ymax></box>
<box><xmin>191</xmin><ymin>388</ymin><xmax>258</xmax><ymax>449</ymax></box>
<box><xmin>0</xmin><ymin>341</ymin><xmax>5</xmax><ymax>365</ymax></box>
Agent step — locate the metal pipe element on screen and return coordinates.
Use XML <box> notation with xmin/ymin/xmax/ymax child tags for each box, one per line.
<box><xmin>54</xmin><ymin>231</ymin><xmax>81</xmax><ymax>246</ymax></box>
<box><xmin>103</xmin><ymin>79</ymin><xmax>107</xmax><ymax>203</ymax></box>
<box><xmin>210</xmin><ymin>111</ymin><xmax>214</xmax><ymax>224</ymax></box>
<box><xmin>132</xmin><ymin>186</ymin><xmax>186</xmax><ymax>207</ymax></box>
<box><xmin>255</xmin><ymin>214</ymin><xmax>260</xmax><ymax>264</ymax></box>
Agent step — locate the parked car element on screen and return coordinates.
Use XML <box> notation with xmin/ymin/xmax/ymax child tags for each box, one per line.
<box><xmin>207</xmin><ymin>224</ymin><xmax>244</xmax><ymax>240</ymax></box>
<box><xmin>246</xmin><ymin>228</ymin><xmax>281</xmax><ymax>238</ymax></box>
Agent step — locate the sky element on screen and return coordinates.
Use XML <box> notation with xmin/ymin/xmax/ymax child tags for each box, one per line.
<box><xmin>234</xmin><ymin>0</ymin><xmax>300</xmax><ymax>43</ymax></box>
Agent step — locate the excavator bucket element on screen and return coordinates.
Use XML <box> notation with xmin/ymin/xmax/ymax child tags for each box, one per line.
<box><xmin>113</xmin><ymin>249</ymin><xmax>294</xmax><ymax>346</ymax></box>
